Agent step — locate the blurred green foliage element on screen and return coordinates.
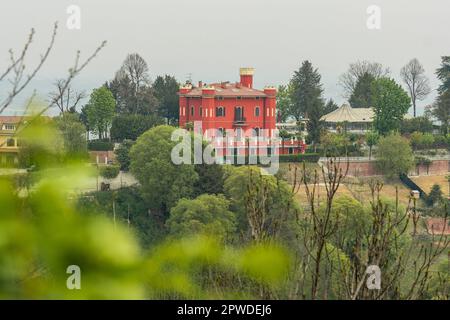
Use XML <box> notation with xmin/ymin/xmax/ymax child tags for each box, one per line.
<box><xmin>0</xmin><ymin>115</ymin><xmax>290</xmax><ymax>299</ymax></box>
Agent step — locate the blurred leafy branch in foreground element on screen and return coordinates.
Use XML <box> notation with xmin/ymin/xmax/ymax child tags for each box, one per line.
<box><xmin>0</xmin><ymin>110</ymin><xmax>290</xmax><ymax>299</ymax></box>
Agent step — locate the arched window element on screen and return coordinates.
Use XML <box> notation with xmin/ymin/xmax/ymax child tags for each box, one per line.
<box><xmin>199</xmin><ymin>107</ymin><xmax>202</xmax><ymax>116</ymax></box>
<box><xmin>254</xmin><ymin>128</ymin><xmax>260</xmax><ymax>137</ymax></box>
<box><xmin>190</xmin><ymin>106</ymin><xmax>195</xmax><ymax>116</ymax></box>
<box><xmin>234</xmin><ymin>106</ymin><xmax>243</xmax><ymax>120</ymax></box>
<box><xmin>216</xmin><ymin>106</ymin><xmax>225</xmax><ymax>117</ymax></box>
<box><xmin>255</xmin><ymin>106</ymin><xmax>260</xmax><ymax>117</ymax></box>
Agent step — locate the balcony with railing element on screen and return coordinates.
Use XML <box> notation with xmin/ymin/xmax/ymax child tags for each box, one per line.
<box><xmin>233</xmin><ymin>116</ymin><xmax>247</xmax><ymax>126</ymax></box>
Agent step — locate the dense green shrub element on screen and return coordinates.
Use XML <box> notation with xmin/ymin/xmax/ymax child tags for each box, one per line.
<box><xmin>433</xmin><ymin>134</ymin><xmax>450</xmax><ymax>149</ymax></box>
<box><xmin>410</xmin><ymin>132</ymin><xmax>435</xmax><ymax>150</ymax></box>
<box><xmin>100</xmin><ymin>165</ymin><xmax>120</xmax><ymax>179</ymax></box>
<box><xmin>110</xmin><ymin>114</ymin><xmax>163</xmax><ymax>142</ymax></box>
<box><xmin>307</xmin><ymin>145</ymin><xmax>362</xmax><ymax>157</ymax></box>
<box><xmin>88</xmin><ymin>139</ymin><xmax>114</xmax><ymax>151</ymax></box>
<box><xmin>376</xmin><ymin>132</ymin><xmax>415</xmax><ymax>178</ymax></box>
<box><xmin>219</xmin><ymin>153</ymin><xmax>320</xmax><ymax>164</ymax></box>
<box><xmin>400</xmin><ymin>117</ymin><xmax>434</xmax><ymax>134</ymax></box>
<box><xmin>278</xmin><ymin>153</ymin><xmax>320</xmax><ymax>163</ymax></box>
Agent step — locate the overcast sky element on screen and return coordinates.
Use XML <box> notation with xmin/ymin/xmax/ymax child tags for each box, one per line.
<box><xmin>1</xmin><ymin>0</ymin><xmax>449</xmax><ymax>115</ymax></box>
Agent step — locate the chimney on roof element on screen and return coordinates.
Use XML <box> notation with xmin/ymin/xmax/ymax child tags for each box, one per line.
<box><xmin>240</xmin><ymin>67</ymin><xmax>254</xmax><ymax>89</ymax></box>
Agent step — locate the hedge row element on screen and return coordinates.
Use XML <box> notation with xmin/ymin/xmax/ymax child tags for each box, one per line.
<box><xmin>217</xmin><ymin>153</ymin><xmax>320</xmax><ymax>165</ymax></box>
<box><xmin>306</xmin><ymin>145</ymin><xmax>363</xmax><ymax>157</ymax></box>
<box><xmin>88</xmin><ymin>140</ymin><xmax>114</xmax><ymax>151</ymax></box>
<box><xmin>278</xmin><ymin>153</ymin><xmax>320</xmax><ymax>163</ymax></box>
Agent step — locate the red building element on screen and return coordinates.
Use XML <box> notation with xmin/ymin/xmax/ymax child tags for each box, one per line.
<box><xmin>179</xmin><ymin>68</ymin><xmax>305</xmax><ymax>155</ymax></box>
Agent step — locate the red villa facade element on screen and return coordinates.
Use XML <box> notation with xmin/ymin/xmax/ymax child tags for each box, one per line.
<box><xmin>179</xmin><ymin>68</ymin><xmax>305</xmax><ymax>156</ymax></box>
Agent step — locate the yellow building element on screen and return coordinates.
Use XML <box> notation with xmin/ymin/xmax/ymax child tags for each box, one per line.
<box><xmin>0</xmin><ymin>116</ymin><xmax>22</xmax><ymax>167</ymax></box>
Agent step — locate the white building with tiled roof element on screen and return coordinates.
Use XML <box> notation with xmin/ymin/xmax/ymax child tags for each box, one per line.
<box><xmin>320</xmin><ymin>104</ymin><xmax>374</xmax><ymax>133</ymax></box>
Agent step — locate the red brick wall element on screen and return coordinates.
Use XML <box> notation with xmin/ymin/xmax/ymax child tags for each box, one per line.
<box><xmin>326</xmin><ymin>159</ymin><xmax>449</xmax><ymax>177</ymax></box>
<box><xmin>329</xmin><ymin>160</ymin><xmax>381</xmax><ymax>177</ymax></box>
<box><xmin>410</xmin><ymin>160</ymin><xmax>450</xmax><ymax>176</ymax></box>
<box><xmin>89</xmin><ymin>151</ymin><xmax>116</xmax><ymax>164</ymax></box>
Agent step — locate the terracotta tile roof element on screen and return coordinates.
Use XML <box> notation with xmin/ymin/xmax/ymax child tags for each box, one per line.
<box><xmin>184</xmin><ymin>82</ymin><xmax>267</xmax><ymax>98</ymax></box>
<box><xmin>0</xmin><ymin>116</ymin><xmax>24</xmax><ymax>124</ymax></box>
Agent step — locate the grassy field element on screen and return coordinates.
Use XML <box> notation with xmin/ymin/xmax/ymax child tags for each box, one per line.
<box><xmin>280</xmin><ymin>163</ymin><xmax>414</xmax><ymax>208</ymax></box>
<box><xmin>410</xmin><ymin>175</ymin><xmax>449</xmax><ymax>196</ymax></box>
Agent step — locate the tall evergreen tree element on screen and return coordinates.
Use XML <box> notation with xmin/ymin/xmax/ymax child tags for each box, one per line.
<box><xmin>289</xmin><ymin>60</ymin><xmax>325</xmax><ymax>143</ymax></box>
<box><xmin>436</xmin><ymin>56</ymin><xmax>450</xmax><ymax>94</ymax></box>
<box><xmin>323</xmin><ymin>98</ymin><xmax>339</xmax><ymax>115</ymax></box>
<box><xmin>153</xmin><ymin>75</ymin><xmax>180</xmax><ymax>125</ymax></box>
<box><xmin>431</xmin><ymin>56</ymin><xmax>450</xmax><ymax>134</ymax></box>
<box><xmin>431</xmin><ymin>90</ymin><xmax>450</xmax><ymax>135</ymax></box>
<box><xmin>349</xmin><ymin>72</ymin><xmax>376</xmax><ymax>108</ymax></box>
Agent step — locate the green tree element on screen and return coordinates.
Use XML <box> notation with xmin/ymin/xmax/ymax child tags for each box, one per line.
<box><xmin>319</xmin><ymin>132</ymin><xmax>350</xmax><ymax>157</ymax></box>
<box><xmin>115</xmin><ymin>139</ymin><xmax>134</xmax><ymax>171</ymax></box>
<box><xmin>107</xmin><ymin>53</ymin><xmax>159</xmax><ymax>115</ymax></box>
<box><xmin>84</xmin><ymin>86</ymin><xmax>116</xmax><ymax>139</ymax></box>
<box><xmin>400</xmin><ymin>116</ymin><xmax>434</xmax><ymax>135</ymax></box>
<box><xmin>323</xmin><ymin>98</ymin><xmax>339</xmax><ymax>115</ymax></box>
<box><xmin>436</xmin><ymin>56</ymin><xmax>450</xmax><ymax>94</ymax></box>
<box><xmin>153</xmin><ymin>75</ymin><xmax>179</xmax><ymax>125</ymax></box>
<box><xmin>193</xmin><ymin>163</ymin><xmax>224</xmax><ymax>196</ymax></box>
<box><xmin>110</xmin><ymin>114</ymin><xmax>163</xmax><ymax>141</ymax></box>
<box><xmin>426</xmin><ymin>259</ymin><xmax>450</xmax><ymax>299</ymax></box>
<box><xmin>431</xmin><ymin>90</ymin><xmax>450</xmax><ymax>135</ymax></box>
<box><xmin>410</xmin><ymin>131</ymin><xmax>424</xmax><ymax>150</ymax></box>
<box><xmin>289</xmin><ymin>61</ymin><xmax>325</xmax><ymax>144</ymax></box>
<box><xmin>167</xmin><ymin>194</ymin><xmax>236</xmax><ymax>241</ymax></box>
<box><xmin>349</xmin><ymin>72</ymin><xmax>376</xmax><ymax>108</ymax></box>
<box><xmin>329</xmin><ymin>195</ymin><xmax>370</xmax><ymax>256</ymax></box>
<box><xmin>371</xmin><ymin>78</ymin><xmax>411</xmax><ymax>134</ymax></box>
<box><xmin>306</xmin><ymin>103</ymin><xmax>325</xmax><ymax>145</ymax></box>
<box><xmin>365</xmin><ymin>130</ymin><xmax>379</xmax><ymax>160</ymax></box>
<box><xmin>129</xmin><ymin>125</ymin><xmax>198</xmax><ymax>218</ymax></box>
<box><xmin>224</xmin><ymin>166</ymin><xmax>298</xmax><ymax>242</ymax></box>
<box><xmin>55</xmin><ymin>112</ymin><xmax>88</xmax><ymax>160</ymax></box>
<box><xmin>276</xmin><ymin>84</ymin><xmax>293</xmax><ymax>122</ymax></box>
<box><xmin>339</xmin><ymin>60</ymin><xmax>390</xmax><ymax>98</ymax></box>
<box><xmin>100</xmin><ymin>165</ymin><xmax>120</xmax><ymax>180</ymax></box>
<box><xmin>375</xmin><ymin>132</ymin><xmax>414</xmax><ymax>178</ymax></box>
<box><xmin>410</xmin><ymin>131</ymin><xmax>436</xmax><ymax>150</ymax></box>
<box><xmin>426</xmin><ymin>184</ymin><xmax>444</xmax><ymax>207</ymax></box>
